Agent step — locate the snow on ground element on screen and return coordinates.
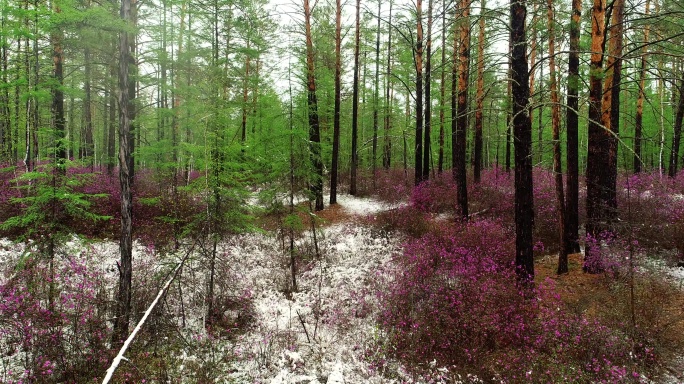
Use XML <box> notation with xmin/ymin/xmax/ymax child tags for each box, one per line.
<box><xmin>221</xmin><ymin>197</ymin><xmax>409</xmax><ymax>383</ymax></box>
<box><xmin>335</xmin><ymin>194</ymin><xmax>405</xmax><ymax>216</ymax></box>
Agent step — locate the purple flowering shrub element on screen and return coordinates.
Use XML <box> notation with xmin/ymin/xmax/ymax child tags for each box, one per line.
<box><xmin>376</xmin><ymin>218</ymin><xmax>650</xmax><ymax>382</ymax></box>
<box><xmin>618</xmin><ymin>172</ymin><xmax>684</xmax><ymax>263</ymax></box>
<box><xmin>0</xmin><ymin>254</ymin><xmax>110</xmax><ymax>383</ymax></box>
<box><xmin>373</xmin><ymin>168</ymin><xmax>412</xmax><ymax>204</ymax></box>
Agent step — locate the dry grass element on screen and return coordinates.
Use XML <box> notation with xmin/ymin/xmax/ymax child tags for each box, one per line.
<box><xmin>536</xmin><ymin>252</ymin><xmax>684</xmax><ymax>380</ymax></box>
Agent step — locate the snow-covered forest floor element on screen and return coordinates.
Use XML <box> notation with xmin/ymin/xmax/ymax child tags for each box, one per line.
<box><xmin>2</xmin><ymin>191</ymin><xmax>684</xmax><ymax>383</ymax></box>
<box><xmin>0</xmin><ymin>195</ymin><xmax>429</xmax><ymax>383</ymax></box>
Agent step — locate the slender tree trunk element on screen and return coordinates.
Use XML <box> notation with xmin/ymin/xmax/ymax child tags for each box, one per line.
<box><xmin>473</xmin><ymin>0</ymin><xmax>486</xmax><ymax>183</ymax></box>
<box><xmin>454</xmin><ymin>0</ymin><xmax>470</xmax><ymax>218</ymax></box>
<box><xmin>13</xmin><ymin>36</ymin><xmax>21</xmax><ymax>163</ymax></box>
<box><xmin>565</xmin><ymin>0</ymin><xmax>581</xmax><ymax>254</ymax></box>
<box><xmin>172</xmin><ymin>0</ymin><xmax>186</xmax><ymax>185</ymax></box>
<box><xmin>350</xmin><ymin>0</ymin><xmax>360</xmax><ymax>195</ymax></box>
<box><xmin>330</xmin><ymin>0</ymin><xmax>342</xmax><ymax>204</ymax></box>
<box><xmin>128</xmin><ymin>0</ymin><xmax>137</xmax><ymax>181</ymax></box>
<box><xmin>438</xmin><ymin>0</ymin><xmax>446</xmax><ymax>174</ymax></box>
<box><xmin>112</xmin><ymin>0</ymin><xmax>134</xmax><ymax>346</ymax></box>
<box><xmin>84</xmin><ymin>47</ymin><xmax>94</xmax><ymax>167</ymax></box>
<box><xmin>414</xmin><ymin>0</ymin><xmax>424</xmax><ymax>185</ymax></box>
<box><xmin>511</xmin><ymin>0</ymin><xmax>534</xmax><ymax>281</ymax></box>
<box><xmin>528</xmin><ymin>6</ymin><xmax>538</xmax><ymax>163</ymax></box>
<box><xmin>602</xmin><ymin>0</ymin><xmax>623</xmax><ymax>213</ymax></box>
<box><xmin>0</xmin><ymin>8</ymin><xmax>8</xmax><ymax>163</ymax></box>
<box><xmin>241</xmin><ymin>38</ymin><xmax>250</xmax><ymax>143</ymax></box>
<box><xmin>422</xmin><ymin>0</ymin><xmax>433</xmax><ymax>180</ymax></box>
<box><xmin>372</xmin><ymin>0</ymin><xmax>381</xmax><ymax>188</ymax></box>
<box><xmin>505</xmin><ymin>38</ymin><xmax>512</xmax><ymax>173</ymax></box>
<box><xmin>669</xmin><ymin>73</ymin><xmax>684</xmax><ymax>177</ymax></box>
<box><xmin>108</xmin><ymin>60</ymin><xmax>117</xmax><ymax>175</ymax></box>
<box><xmin>451</xmin><ymin>9</ymin><xmax>459</xmax><ymax>180</ymax></box>
<box><xmin>304</xmin><ymin>0</ymin><xmax>324</xmax><ymax>210</ymax></box>
<box><xmin>383</xmin><ymin>1</ymin><xmax>393</xmax><ymax>170</ymax></box>
<box><xmin>585</xmin><ymin>0</ymin><xmax>608</xmax><ymax>272</ymax></box>
<box><xmin>548</xmin><ymin>0</ymin><xmax>567</xmax><ymax>274</ymax></box>
<box><xmin>634</xmin><ymin>0</ymin><xmax>651</xmax><ymax>173</ymax></box>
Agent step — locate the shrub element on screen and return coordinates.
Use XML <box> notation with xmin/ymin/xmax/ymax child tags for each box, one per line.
<box><xmin>0</xmin><ymin>252</ymin><xmax>110</xmax><ymax>383</ymax></box>
<box><xmin>375</xmin><ymin>218</ymin><xmax>651</xmax><ymax>382</ymax></box>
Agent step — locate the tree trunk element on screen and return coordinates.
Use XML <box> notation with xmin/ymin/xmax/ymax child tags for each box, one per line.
<box><xmin>49</xmin><ymin>2</ymin><xmax>66</xmax><ymax>307</ymax></box>
<box><xmin>414</xmin><ymin>0</ymin><xmax>424</xmax><ymax>185</ymax></box>
<box><xmin>383</xmin><ymin>1</ymin><xmax>393</xmax><ymax>170</ymax></box>
<box><xmin>330</xmin><ymin>0</ymin><xmax>342</xmax><ymax>204</ymax></box>
<box><xmin>172</xmin><ymin>0</ymin><xmax>186</xmax><ymax>185</ymax></box>
<box><xmin>473</xmin><ymin>0</ymin><xmax>485</xmax><ymax>183</ymax></box>
<box><xmin>585</xmin><ymin>0</ymin><xmax>608</xmax><ymax>272</ymax></box>
<box><xmin>372</xmin><ymin>0</ymin><xmax>381</xmax><ymax>188</ymax></box>
<box><xmin>108</xmin><ymin>60</ymin><xmax>117</xmax><ymax>175</ymax></box>
<box><xmin>304</xmin><ymin>0</ymin><xmax>324</xmax><ymax>211</ymax></box>
<box><xmin>241</xmin><ymin>38</ymin><xmax>250</xmax><ymax>143</ymax></box>
<box><xmin>84</xmin><ymin>47</ymin><xmax>94</xmax><ymax>166</ymax></box>
<box><xmin>0</xmin><ymin>9</ymin><xmax>8</xmax><ymax>163</ymax></box>
<box><xmin>669</xmin><ymin>73</ymin><xmax>684</xmax><ymax>177</ymax></box>
<box><xmin>548</xmin><ymin>0</ymin><xmax>567</xmax><ymax>274</ymax></box>
<box><xmin>112</xmin><ymin>0</ymin><xmax>134</xmax><ymax>346</ymax></box>
<box><xmin>438</xmin><ymin>0</ymin><xmax>446</xmax><ymax>174</ymax></box>
<box><xmin>454</xmin><ymin>0</ymin><xmax>469</xmax><ymax>219</ymax></box>
<box><xmin>505</xmin><ymin>38</ymin><xmax>512</xmax><ymax>173</ymax></box>
<box><xmin>350</xmin><ymin>0</ymin><xmax>360</xmax><ymax>195</ymax></box>
<box><xmin>128</xmin><ymin>0</ymin><xmax>137</xmax><ymax>181</ymax></box>
<box><xmin>565</xmin><ymin>0</ymin><xmax>581</xmax><ymax>254</ymax></box>
<box><xmin>634</xmin><ymin>0</ymin><xmax>651</xmax><ymax>173</ymax></box>
<box><xmin>511</xmin><ymin>0</ymin><xmax>534</xmax><ymax>281</ymax></box>
<box><xmin>602</xmin><ymin>0</ymin><xmax>623</xmax><ymax>213</ymax></box>
<box><xmin>422</xmin><ymin>0</ymin><xmax>433</xmax><ymax>181</ymax></box>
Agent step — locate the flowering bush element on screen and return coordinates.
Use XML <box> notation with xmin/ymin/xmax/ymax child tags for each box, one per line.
<box><xmin>376</xmin><ymin>217</ymin><xmax>650</xmax><ymax>382</ymax></box>
<box><xmin>0</xmin><ymin>253</ymin><xmax>110</xmax><ymax>383</ymax></box>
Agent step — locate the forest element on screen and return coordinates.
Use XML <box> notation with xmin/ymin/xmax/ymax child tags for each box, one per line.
<box><xmin>1</xmin><ymin>0</ymin><xmax>684</xmax><ymax>381</ymax></box>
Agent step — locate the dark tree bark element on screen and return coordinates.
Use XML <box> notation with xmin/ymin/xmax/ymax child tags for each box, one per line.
<box><xmin>330</xmin><ymin>0</ymin><xmax>342</xmax><ymax>204</ymax></box>
<box><xmin>422</xmin><ymin>0</ymin><xmax>433</xmax><ymax>181</ymax></box>
<box><xmin>565</xmin><ymin>0</ymin><xmax>581</xmax><ymax>254</ymax></box>
<box><xmin>350</xmin><ymin>0</ymin><xmax>360</xmax><ymax>195</ymax></box>
<box><xmin>505</xmin><ymin>38</ymin><xmax>512</xmax><ymax>174</ymax></box>
<box><xmin>127</xmin><ymin>0</ymin><xmax>137</xmax><ymax>181</ymax></box>
<box><xmin>83</xmin><ymin>47</ymin><xmax>94</xmax><ymax>166</ymax></box>
<box><xmin>304</xmin><ymin>0</ymin><xmax>324</xmax><ymax>211</ymax></box>
<box><xmin>112</xmin><ymin>0</ymin><xmax>135</xmax><ymax>346</ymax></box>
<box><xmin>473</xmin><ymin>0</ymin><xmax>486</xmax><ymax>183</ymax></box>
<box><xmin>372</xmin><ymin>0</ymin><xmax>381</xmax><ymax>188</ymax></box>
<box><xmin>383</xmin><ymin>1</ymin><xmax>393</xmax><ymax>170</ymax></box>
<box><xmin>241</xmin><ymin>38</ymin><xmax>250</xmax><ymax>143</ymax></box>
<box><xmin>634</xmin><ymin>0</ymin><xmax>650</xmax><ymax>174</ymax></box>
<box><xmin>669</xmin><ymin>73</ymin><xmax>684</xmax><ymax>178</ymax></box>
<box><xmin>437</xmin><ymin>0</ymin><xmax>446</xmax><ymax>174</ymax></box>
<box><xmin>0</xmin><ymin>11</ymin><xmax>9</xmax><ymax>163</ymax></box>
<box><xmin>414</xmin><ymin>0</ymin><xmax>424</xmax><ymax>185</ymax></box>
<box><xmin>107</xmin><ymin>59</ymin><xmax>117</xmax><ymax>175</ymax></box>
<box><xmin>454</xmin><ymin>0</ymin><xmax>470</xmax><ymax>219</ymax></box>
<box><xmin>511</xmin><ymin>0</ymin><xmax>534</xmax><ymax>281</ymax></box>
<box><xmin>548</xmin><ymin>0</ymin><xmax>567</xmax><ymax>274</ymax></box>
<box><xmin>585</xmin><ymin>0</ymin><xmax>608</xmax><ymax>272</ymax></box>
<box><xmin>51</xmin><ymin>3</ymin><xmax>66</xmax><ymax>167</ymax></box>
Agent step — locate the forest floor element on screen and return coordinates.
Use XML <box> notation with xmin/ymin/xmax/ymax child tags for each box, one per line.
<box><xmin>2</xmin><ymin>193</ymin><xmax>684</xmax><ymax>383</ymax></box>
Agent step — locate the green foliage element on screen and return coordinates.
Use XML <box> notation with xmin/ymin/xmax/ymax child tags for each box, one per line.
<box><xmin>0</xmin><ymin>162</ymin><xmax>110</xmax><ymax>247</ymax></box>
